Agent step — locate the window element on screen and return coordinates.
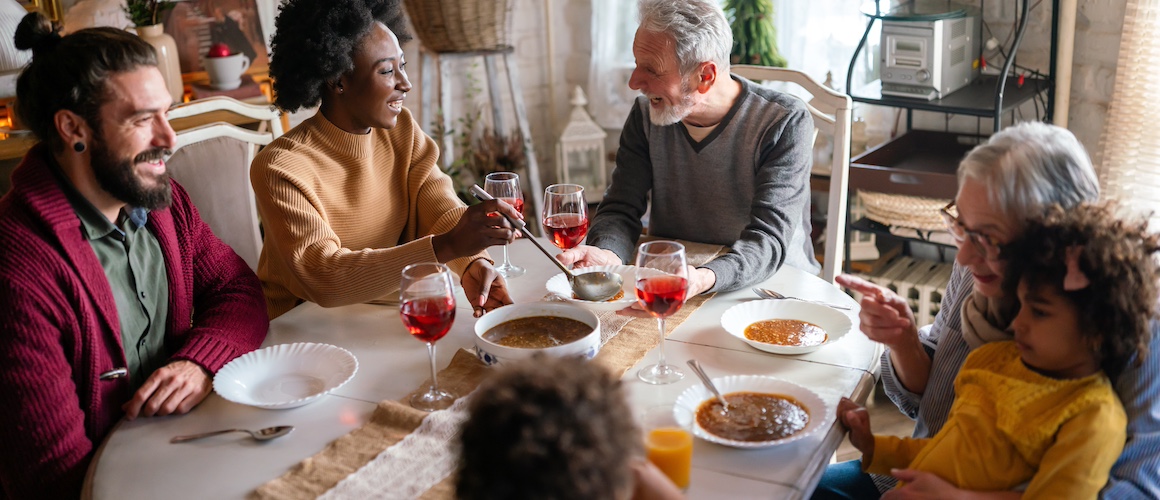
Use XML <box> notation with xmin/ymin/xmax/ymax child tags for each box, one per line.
<box><xmin>587</xmin><ymin>0</ymin><xmax>875</xmax><ymax>129</ymax></box>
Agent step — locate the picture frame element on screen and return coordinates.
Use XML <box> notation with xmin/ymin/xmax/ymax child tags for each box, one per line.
<box><xmin>20</xmin><ymin>0</ymin><xmax>63</xmax><ymax>22</ymax></box>
<box><xmin>162</xmin><ymin>0</ymin><xmax>269</xmax><ymax>77</ymax></box>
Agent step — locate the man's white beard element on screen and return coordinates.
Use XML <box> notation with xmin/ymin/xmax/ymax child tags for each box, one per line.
<box><xmin>647</xmin><ymin>82</ymin><xmax>697</xmax><ymax>126</ymax></box>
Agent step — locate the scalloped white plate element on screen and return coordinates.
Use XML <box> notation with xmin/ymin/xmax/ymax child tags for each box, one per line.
<box><xmin>545</xmin><ymin>264</ymin><xmax>647</xmax><ymax>312</ymax></box>
<box><xmin>675</xmin><ymin>375</ymin><xmax>834</xmax><ymax>449</ymax></box>
<box><xmin>214</xmin><ymin>343</ymin><xmax>358</xmax><ymax>410</ymax></box>
<box><xmin>721</xmin><ymin>300</ymin><xmax>853</xmax><ymax>355</ymax></box>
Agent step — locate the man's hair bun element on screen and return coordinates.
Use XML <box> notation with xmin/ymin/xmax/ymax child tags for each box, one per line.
<box><xmin>14</xmin><ymin>12</ymin><xmax>60</xmax><ymax>56</ymax></box>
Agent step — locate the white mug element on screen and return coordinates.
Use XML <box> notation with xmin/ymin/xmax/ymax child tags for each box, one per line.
<box><xmin>203</xmin><ymin>53</ymin><xmax>251</xmax><ymax>90</ymax></box>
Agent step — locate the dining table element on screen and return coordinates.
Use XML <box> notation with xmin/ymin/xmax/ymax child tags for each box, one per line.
<box><xmin>83</xmin><ymin>237</ymin><xmax>882</xmax><ymax>499</ymax></box>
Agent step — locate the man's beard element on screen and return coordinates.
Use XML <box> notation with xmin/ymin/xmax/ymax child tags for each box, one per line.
<box><xmin>90</xmin><ymin>137</ymin><xmax>172</xmax><ymax>211</ymax></box>
<box><xmin>647</xmin><ymin>79</ymin><xmax>697</xmax><ymax>126</ymax></box>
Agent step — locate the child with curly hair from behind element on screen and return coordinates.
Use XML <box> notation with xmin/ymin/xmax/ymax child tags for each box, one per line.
<box><xmin>456</xmin><ymin>354</ymin><xmax>684</xmax><ymax>500</ymax></box>
<box><xmin>838</xmin><ymin>201</ymin><xmax>1160</xmax><ymax>497</ymax></box>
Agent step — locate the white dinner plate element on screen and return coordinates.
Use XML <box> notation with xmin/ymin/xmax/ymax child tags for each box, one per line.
<box><xmin>545</xmin><ymin>264</ymin><xmax>647</xmax><ymax>312</ymax></box>
<box><xmin>720</xmin><ymin>300</ymin><xmax>853</xmax><ymax>355</ymax></box>
<box><xmin>214</xmin><ymin>342</ymin><xmax>358</xmax><ymax>410</ymax></box>
<box><xmin>675</xmin><ymin>375</ymin><xmax>834</xmax><ymax>449</ymax></box>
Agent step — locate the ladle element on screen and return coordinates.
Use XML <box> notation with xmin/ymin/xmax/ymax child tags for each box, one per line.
<box><xmin>469</xmin><ymin>185</ymin><xmax>623</xmax><ymax>302</ymax></box>
<box><xmin>686</xmin><ymin>359</ymin><xmax>729</xmax><ymax>412</ymax></box>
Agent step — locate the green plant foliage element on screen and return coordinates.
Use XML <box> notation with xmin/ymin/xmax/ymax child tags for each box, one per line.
<box><xmin>724</xmin><ymin>0</ymin><xmax>787</xmax><ymax>68</ymax></box>
<box><xmin>124</xmin><ymin>0</ymin><xmax>176</xmax><ymax>28</ymax></box>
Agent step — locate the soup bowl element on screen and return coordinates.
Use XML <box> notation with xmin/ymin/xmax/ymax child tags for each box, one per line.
<box><xmin>473</xmin><ymin>302</ymin><xmax>601</xmax><ymax>366</ymax></box>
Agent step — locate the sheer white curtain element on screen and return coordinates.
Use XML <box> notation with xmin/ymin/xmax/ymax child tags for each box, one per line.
<box><xmin>588</xmin><ymin>0</ymin><xmax>640</xmax><ymax>129</ymax></box>
<box><xmin>587</xmin><ymin>0</ymin><xmax>873</xmax><ymax>129</ymax></box>
<box><xmin>1097</xmin><ymin>0</ymin><xmax>1160</xmax><ymax>226</ymax></box>
<box><xmin>774</xmin><ymin>0</ymin><xmax>876</xmax><ymax>93</ymax></box>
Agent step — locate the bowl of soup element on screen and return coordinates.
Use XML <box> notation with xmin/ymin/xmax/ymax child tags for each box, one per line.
<box><xmin>473</xmin><ymin>302</ymin><xmax>601</xmax><ymax>366</ymax></box>
<box><xmin>674</xmin><ymin>375</ymin><xmax>833</xmax><ymax>449</ymax></box>
<box><xmin>720</xmin><ymin>300</ymin><xmax>853</xmax><ymax>355</ymax></box>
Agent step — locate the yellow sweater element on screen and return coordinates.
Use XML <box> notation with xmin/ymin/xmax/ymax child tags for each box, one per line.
<box><xmin>250</xmin><ymin>109</ymin><xmax>485</xmax><ymax>318</ymax></box>
<box><xmin>866</xmin><ymin>341</ymin><xmax>1125</xmax><ymax>497</ymax></box>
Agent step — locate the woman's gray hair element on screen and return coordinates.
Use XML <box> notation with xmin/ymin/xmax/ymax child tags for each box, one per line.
<box><xmin>638</xmin><ymin>0</ymin><xmax>732</xmax><ymax>76</ymax></box>
<box><xmin>958</xmin><ymin>122</ymin><xmax>1100</xmax><ymax>219</ymax></box>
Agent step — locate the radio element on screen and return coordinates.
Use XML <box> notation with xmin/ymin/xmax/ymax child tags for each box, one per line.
<box><xmin>880</xmin><ymin>10</ymin><xmax>980</xmax><ymax>100</ymax></box>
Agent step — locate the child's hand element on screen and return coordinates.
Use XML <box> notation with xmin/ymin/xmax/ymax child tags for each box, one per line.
<box><xmin>837</xmin><ymin>397</ymin><xmax>874</xmax><ymax>463</ymax></box>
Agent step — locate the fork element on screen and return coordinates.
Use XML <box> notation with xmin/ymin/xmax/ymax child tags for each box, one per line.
<box><xmin>751</xmin><ymin>287</ymin><xmax>852</xmax><ymax>310</ymax></box>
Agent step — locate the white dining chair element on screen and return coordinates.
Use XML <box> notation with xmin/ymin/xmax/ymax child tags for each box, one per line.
<box><xmin>166</xmin><ymin>97</ymin><xmax>283</xmax><ymax>271</ymax></box>
<box><xmin>731</xmin><ymin>65</ymin><xmax>853</xmax><ymax>284</ymax></box>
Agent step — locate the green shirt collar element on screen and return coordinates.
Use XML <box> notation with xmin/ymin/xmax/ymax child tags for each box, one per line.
<box><xmin>46</xmin><ymin>156</ymin><xmax>150</xmax><ymax>239</ymax></box>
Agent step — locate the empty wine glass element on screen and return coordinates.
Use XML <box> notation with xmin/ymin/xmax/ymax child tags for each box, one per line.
<box><xmin>484</xmin><ymin>172</ymin><xmax>526</xmax><ymax>279</ymax></box>
<box><xmin>635</xmin><ymin>241</ymin><xmax>688</xmax><ymax>384</ymax></box>
<box><xmin>542</xmin><ymin>184</ymin><xmax>589</xmax><ymax>251</ymax></box>
<box><xmin>400</xmin><ymin>263</ymin><xmax>457</xmax><ymax>411</ymax></box>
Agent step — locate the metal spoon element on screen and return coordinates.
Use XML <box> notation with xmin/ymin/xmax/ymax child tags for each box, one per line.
<box><xmin>170</xmin><ymin>425</ymin><xmax>294</xmax><ymax>444</ymax></box>
<box><xmin>469</xmin><ymin>185</ymin><xmax>623</xmax><ymax>301</ymax></box>
<box><xmin>686</xmin><ymin>359</ymin><xmax>729</xmax><ymax>412</ymax></box>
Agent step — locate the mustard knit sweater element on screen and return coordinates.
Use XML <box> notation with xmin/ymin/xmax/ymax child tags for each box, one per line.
<box><xmin>250</xmin><ymin>109</ymin><xmax>485</xmax><ymax>318</ymax></box>
<box><xmin>865</xmin><ymin>341</ymin><xmax>1126</xmax><ymax>497</ymax></box>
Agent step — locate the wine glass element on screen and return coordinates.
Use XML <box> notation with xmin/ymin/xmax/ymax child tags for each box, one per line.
<box><xmin>635</xmin><ymin>241</ymin><xmax>688</xmax><ymax>384</ymax></box>
<box><xmin>400</xmin><ymin>263</ymin><xmax>457</xmax><ymax>411</ymax></box>
<box><xmin>484</xmin><ymin>172</ymin><xmax>526</xmax><ymax>278</ymax></box>
<box><xmin>542</xmin><ymin>184</ymin><xmax>589</xmax><ymax>251</ymax></box>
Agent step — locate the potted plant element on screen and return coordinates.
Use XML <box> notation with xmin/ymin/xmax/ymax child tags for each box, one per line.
<box><xmin>724</xmin><ymin>0</ymin><xmax>787</xmax><ymax>67</ymax></box>
<box><xmin>124</xmin><ymin>0</ymin><xmax>183</xmax><ymax>102</ymax></box>
<box><xmin>124</xmin><ymin>0</ymin><xmax>174</xmax><ymax>27</ymax></box>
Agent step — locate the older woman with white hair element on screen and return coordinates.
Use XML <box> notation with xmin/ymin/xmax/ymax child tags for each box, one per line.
<box><xmin>814</xmin><ymin>122</ymin><xmax>1160</xmax><ymax>499</ymax></box>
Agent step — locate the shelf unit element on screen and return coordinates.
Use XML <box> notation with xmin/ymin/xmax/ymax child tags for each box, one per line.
<box><xmin>842</xmin><ymin>0</ymin><xmax>1059</xmax><ymax>271</ymax></box>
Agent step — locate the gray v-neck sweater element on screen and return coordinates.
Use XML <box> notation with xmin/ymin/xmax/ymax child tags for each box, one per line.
<box><xmin>589</xmin><ymin>75</ymin><xmax>818</xmax><ymax>292</ymax></box>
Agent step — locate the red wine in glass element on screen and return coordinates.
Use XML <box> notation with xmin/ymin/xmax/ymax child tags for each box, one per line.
<box><xmin>401</xmin><ymin>263</ymin><xmax>457</xmax><ymax>411</ymax></box>
<box><xmin>500</xmin><ymin>198</ymin><xmax>524</xmax><ymax>214</ymax></box>
<box><xmin>400</xmin><ymin>296</ymin><xmax>455</xmax><ymax>343</ymax></box>
<box><xmin>543</xmin><ymin>213</ymin><xmax>589</xmax><ymax>250</ymax></box>
<box><xmin>636</xmin><ymin>276</ymin><xmax>688</xmax><ymax>318</ymax></box>
<box><xmin>635</xmin><ymin>241</ymin><xmax>688</xmax><ymax>385</ymax></box>
<box><xmin>543</xmin><ymin>184</ymin><xmax>589</xmax><ymax>250</ymax></box>
<box><xmin>485</xmin><ymin>172</ymin><xmax>526</xmax><ymax>279</ymax></box>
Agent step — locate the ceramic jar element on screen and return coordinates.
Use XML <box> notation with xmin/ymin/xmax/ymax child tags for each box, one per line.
<box><xmin>135</xmin><ymin>24</ymin><xmax>183</xmax><ymax>102</ymax></box>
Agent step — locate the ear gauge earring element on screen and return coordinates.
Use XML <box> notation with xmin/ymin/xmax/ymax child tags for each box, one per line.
<box><xmin>73</xmin><ymin>142</ymin><xmax>85</xmax><ymax>153</ymax></box>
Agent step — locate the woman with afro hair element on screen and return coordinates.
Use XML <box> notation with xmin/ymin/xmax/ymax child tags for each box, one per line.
<box><xmin>251</xmin><ymin>0</ymin><xmax>519</xmax><ymax>319</ymax></box>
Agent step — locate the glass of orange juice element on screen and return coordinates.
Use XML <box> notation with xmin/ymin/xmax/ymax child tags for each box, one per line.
<box><xmin>642</xmin><ymin>404</ymin><xmax>694</xmax><ymax>490</ymax></box>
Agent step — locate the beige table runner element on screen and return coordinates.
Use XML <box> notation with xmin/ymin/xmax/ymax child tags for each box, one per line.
<box><xmin>253</xmin><ymin>241</ymin><xmax>726</xmax><ymax>499</ymax></box>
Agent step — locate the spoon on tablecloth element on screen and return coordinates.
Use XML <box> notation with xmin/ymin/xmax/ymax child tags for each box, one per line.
<box><xmin>469</xmin><ymin>185</ymin><xmax>623</xmax><ymax>302</ymax></box>
<box><xmin>170</xmin><ymin>425</ymin><xmax>294</xmax><ymax>443</ymax></box>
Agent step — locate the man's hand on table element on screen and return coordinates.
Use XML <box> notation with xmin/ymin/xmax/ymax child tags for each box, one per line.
<box><xmin>557</xmin><ymin>244</ymin><xmax>622</xmax><ymax>268</ymax></box>
<box><xmin>122</xmin><ymin>360</ymin><xmax>212</xmax><ymax>419</ymax></box>
<box><xmin>462</xmin><ymin>259</ymin><xmax>512</xmax><ymax>317</ymax></box>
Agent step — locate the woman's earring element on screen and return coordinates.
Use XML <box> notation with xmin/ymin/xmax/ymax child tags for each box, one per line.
<box><xmin>73</xmin><ymin>142</ymin><xmax>85</xmax><ymax>153</ymax></box>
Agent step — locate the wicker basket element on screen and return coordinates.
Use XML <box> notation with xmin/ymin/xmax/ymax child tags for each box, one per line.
<box><xmin>403</xmin><ymin>0</ymin><xmax>515</xmax><ymax>53</ymax></box>
<box><xmin>858</xmin><ymin>190</ymin><xmax>950</xmax><ymax>232</ymax></box>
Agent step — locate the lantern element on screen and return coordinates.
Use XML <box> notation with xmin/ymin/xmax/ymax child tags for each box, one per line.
<box><xmin>555</xmin><ymin>86</ymin><xmax>607</xmax><ymax>201</ymax></box>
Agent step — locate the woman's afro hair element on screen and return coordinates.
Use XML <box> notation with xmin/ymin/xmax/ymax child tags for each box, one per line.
<box><xmin>268</xmin><ymin>0</ymin><xmax>411</xmax><ymax>112</ymax></box>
